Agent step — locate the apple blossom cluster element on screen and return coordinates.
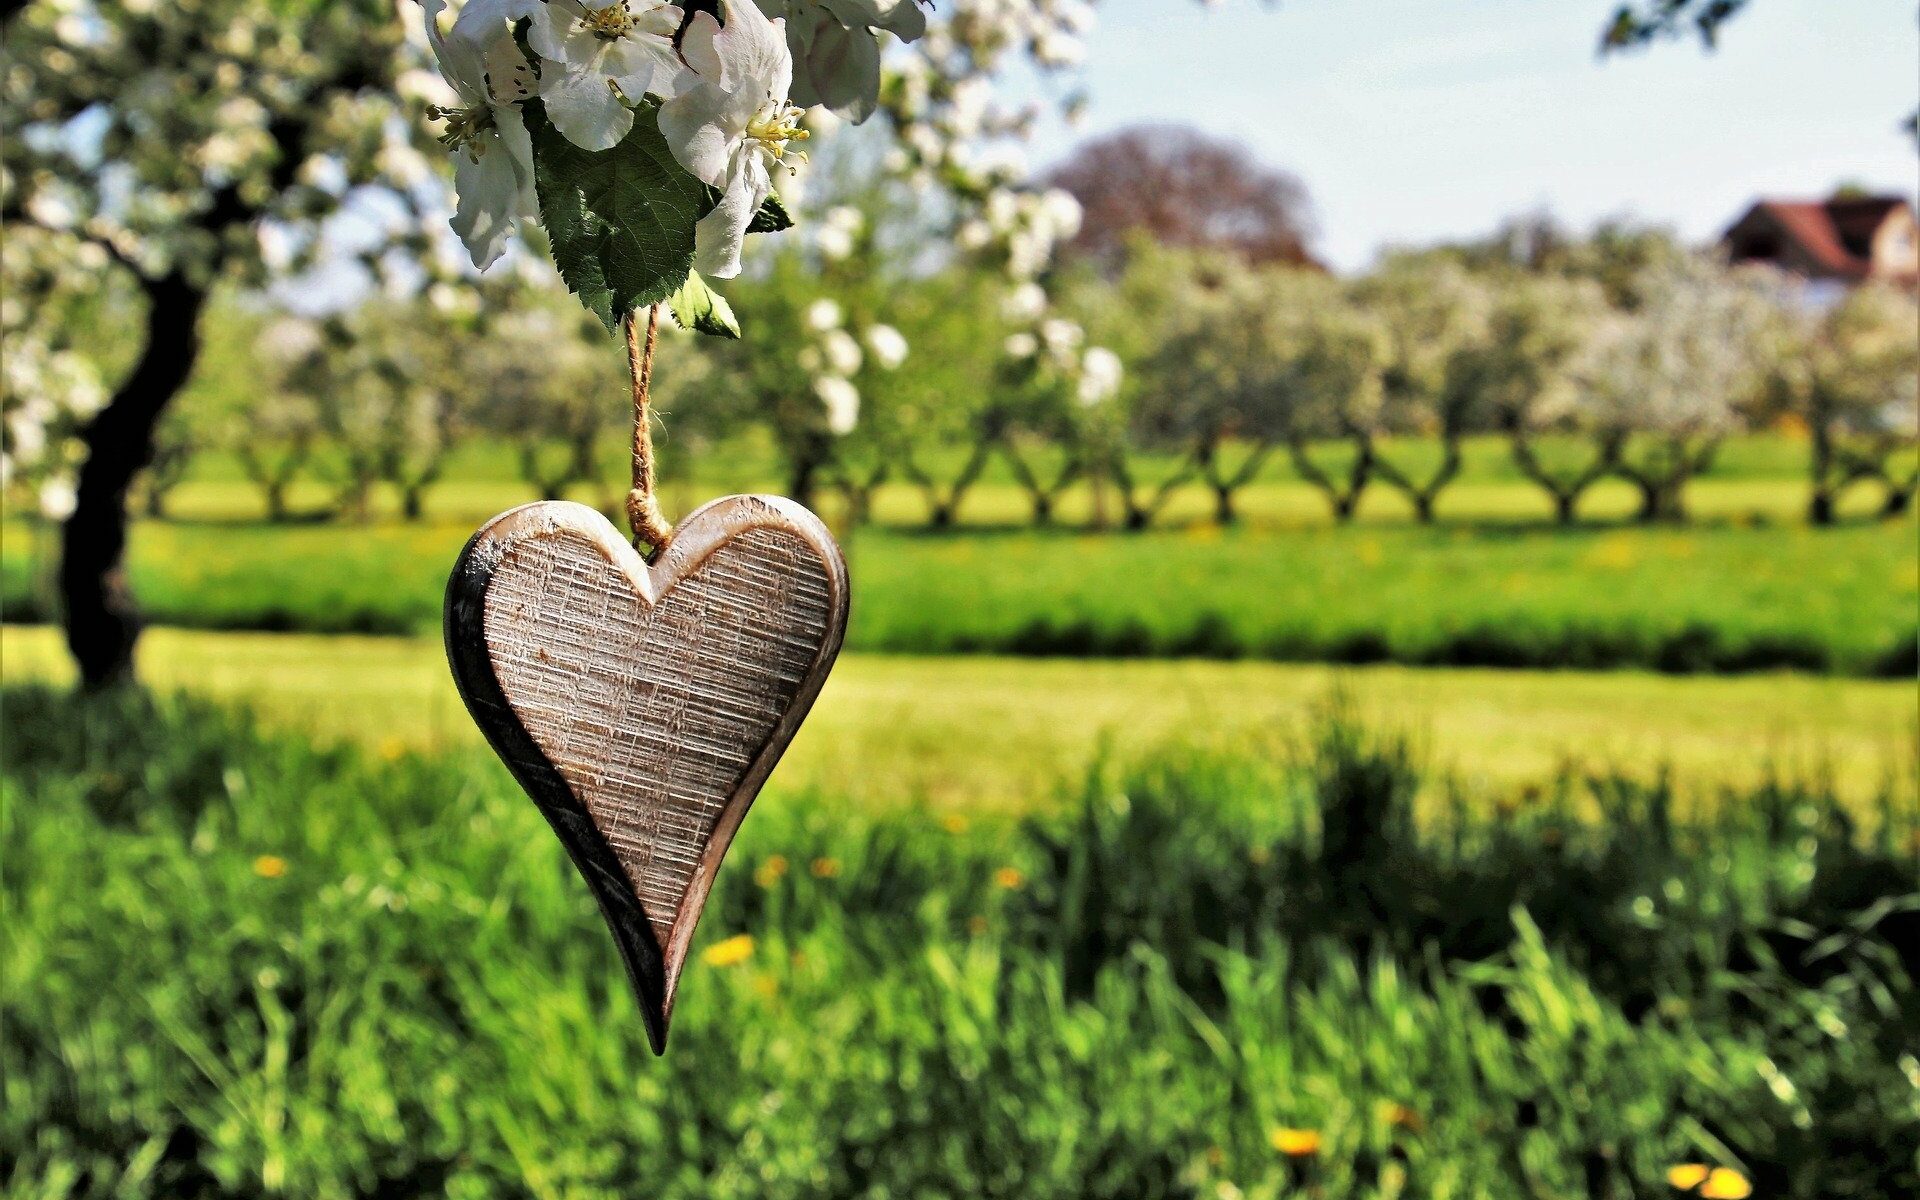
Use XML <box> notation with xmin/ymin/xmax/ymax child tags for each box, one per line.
<box><xmin>419</xmin><ymin>0</ymin><xmax>927</xmax><ymax>288</ymax></box>
<box><xmin>1001</xmin><ymin>290</ymin><xmax>1122</xmax><ymax>410</ymax></box>
<box><xmin>800</xmin><ymin>297</ymin><xmax>908</xmax><ymax>435</ymax></box>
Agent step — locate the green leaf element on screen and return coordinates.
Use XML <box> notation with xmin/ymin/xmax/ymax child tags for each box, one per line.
<box><xmin>665</xmin><ymin>270</ymin><xmax>741</xmax><ymax>339</ymax></box>
<box><xmin>748</xmin><ymin>192</ymin><xmax>794</xmax><ymax>234</ymax></box>
<box><xmin>527</xmin><ymin>99</ymin><xmax>714</xmax><ymax>333</ymax></box>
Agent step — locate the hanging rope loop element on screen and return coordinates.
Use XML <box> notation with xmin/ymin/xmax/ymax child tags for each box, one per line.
<box><xmin>623</xmin><ymin>304</ymin><xmax>674</xmax><ymax>557</ymax></box>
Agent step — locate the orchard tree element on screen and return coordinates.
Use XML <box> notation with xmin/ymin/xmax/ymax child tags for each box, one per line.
<box><xmin>1579</xmin><ymin>258</ymin><xmax>1778</xmax><ymax>522</ymax></box>
<box><xmin>1280</xmin><ymin>297</ymin><xmax>1392</xmax><ymax>523</ymax></box>
<box><xmin>1469</xmin><ymin>276</ymin><xmax>1614</xmax><ymax>524</ymax></box>
<box><xmin>236</xmin><ymin>318</ymin><xmax>329</xmax><ymax>522</ymax></box>
<box><xmin>1768</xmin><ymin>284</ymin><xmax>1920</xmax><ymax>523</ymax></box>
<box><xmin>1357</xmin><ymin>255</ymin><xmax>1493</xmax><ymax>522</ymax></box>
<box><xmin>996</xmin><ymin>314</ymin><xmax>1115</xmax><ymax>526</ymax></box>
<box><xmin>1135</xmin><ymin>261</ymin><xmax>1344</xmax><ymax>525</ymax></box>
<box><xmin>1</xmin><ymin>0</ymin><xmax>446</xmax><ymax>685</ymax></box>
<box><xmin>888</xmin><ymin>271</ymin><xmax>1010</xmax><ymax>530</ymax></box>
<box><xmin>463</xmin><ymin>292</ymin><xmax>628</xmax><ymax>505</ymax></box>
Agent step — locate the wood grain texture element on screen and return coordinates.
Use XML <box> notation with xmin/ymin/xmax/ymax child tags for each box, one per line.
<box><xmin>444</xmin><ymin>496</ymin><xmax>849</xmax><ymax>1053</ymax></box>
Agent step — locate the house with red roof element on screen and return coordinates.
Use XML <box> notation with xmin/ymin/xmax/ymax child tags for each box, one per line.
<box><xmin>1720</xmin><ymin>193</ymin><xmax>1918</xmax><ymax>286</ymax></box>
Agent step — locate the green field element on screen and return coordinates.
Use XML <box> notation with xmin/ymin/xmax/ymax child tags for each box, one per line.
<box><xmin>10</xmin><ymin>433</ymin><xmax>1911</xmax><ymax>675</ymax></box>
<box><xmin>4</xmin><ymin>627</ymin><xmax>1913</xmax><ymax>811</ymax></box>
<box><xmin>6</xmin><ymin>683</ymin><xmax>1916</xmax><ymax>1198</ymax></box>
<box><xmin>5</xmin><ymin>505</ymin><xmax>1913</xmax><ymax>676</ymax></box>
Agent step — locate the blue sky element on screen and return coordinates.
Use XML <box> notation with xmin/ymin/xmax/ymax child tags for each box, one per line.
<box><xmin>1015</xmin><ymin>0</ymin><xmax>1918</xmax><ymax>271</ymax></box>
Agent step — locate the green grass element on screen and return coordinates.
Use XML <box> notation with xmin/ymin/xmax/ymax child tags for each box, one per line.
<box><xmin>5</xmin><ymin>626</ymin><xmax>1915</xmax><ymax>811</ymax></box>
<box><xmin>6</xmin><ymin>685</ymin><xmax>1917</xmax><ymax>1197</ymax></box>
<box><xmin>5</xmin><ymin>510</ymin><xmax>1913</xmax><ymax>675</ymax></box>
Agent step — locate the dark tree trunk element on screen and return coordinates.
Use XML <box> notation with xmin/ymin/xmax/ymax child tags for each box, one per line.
<box><xmin>787</xmin><ymin>457</ymin><xmax>820</xmax><ymax>511</ymax></box>
<box><xmin>1212</xmin><ymin>484</ymin><xmax>1235</xmax><ymax>525</ymax></box>
<box><xmin>401</xmin><ymin>486</ymin><xmax>425</xmax><ymax>521</ymax></box>
<box><xmin>1553</xmin><ymin>492</ymin><xmax>1578</xmax><ymax>525</ymax></box>
<box><xmin>60</xmin><ymin>273</ymin><xmax>208</xmax><ymax>689</ymax></box>
<box><xmin>1882</xmin><ymin>481</ymin><xmax>1915</xmax><ymax>518</ymax></box>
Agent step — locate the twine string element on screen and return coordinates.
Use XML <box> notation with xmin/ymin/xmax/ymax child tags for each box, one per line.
<box><xmin>623</xmin><ymin>304</ymin><xmax>673</xmax><ymax>556</ymax></box>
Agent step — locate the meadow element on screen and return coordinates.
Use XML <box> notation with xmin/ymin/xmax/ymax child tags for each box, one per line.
<box><xmin>5</xmin><ymin>435</ymin><xmax>1915</xmax><ymax>677</ymax></box>
<box><xmin>3</xmin><ymin>626</ymin><xmax>1914</xmax><ymax>811</ymax></box>
<box><xmin>6</xmin><ymin>683</ymin><xmax>1917</xmax><ymax>1199</ymax></box>
<box><xmin>6</xmin><ymin>429</ymin><xmax>1916</xmax><ymax>1198</ymax></box>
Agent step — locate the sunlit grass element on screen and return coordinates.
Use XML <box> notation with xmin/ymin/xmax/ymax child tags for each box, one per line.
<box><xmin>5</xmin><ymin>626</ymin><xmax>1912</xmax><ymax>812</ymax></box>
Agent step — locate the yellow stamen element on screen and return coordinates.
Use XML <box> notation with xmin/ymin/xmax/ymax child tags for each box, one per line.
<box><xmin>579</xmin><ymin>1</ymin><xmax>636</xmax><ymax>40</ymax></box>
<box><xmin>427</xmin><ymin>103</ymin><xmax>496</xmax><ymax>162</ymax></box>
<box><xmin>746</xmin><ymin>103</ymin><xmax>810</xmax><ymax>168</ymax></box>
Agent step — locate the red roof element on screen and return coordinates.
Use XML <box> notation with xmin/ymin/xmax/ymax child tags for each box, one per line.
<box><xmin>1725</xmin><ymin>195</ymin><xmax>1912</xmax><ymax>282</ymax></box>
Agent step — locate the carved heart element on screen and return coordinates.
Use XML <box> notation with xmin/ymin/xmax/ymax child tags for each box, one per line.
<box><xmin>444</xmin><ymin>496</ymin><xmax>849</xmax><ymax>1053</ymax></box>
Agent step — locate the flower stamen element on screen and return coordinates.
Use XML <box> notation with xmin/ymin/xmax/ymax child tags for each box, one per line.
<box><xmin>578</xmin><ymin>1</ymin><xmax>637</xmax><ymax>41</ymax></box>
<box><xmin>427</xmin><ymin>103</ymin><xmax>497</xmax><ymax>161</ymax></box>
<box><xmin>746</xmin><ymin>102</ymin><xmax>810</xmax><ymax>169</ymax></box>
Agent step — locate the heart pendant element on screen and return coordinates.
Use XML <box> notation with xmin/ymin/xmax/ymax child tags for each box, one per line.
<box><xmin>444</xmin><ymin>496</ymin><xmax>849</xmax><ymax>1053</ymax></box>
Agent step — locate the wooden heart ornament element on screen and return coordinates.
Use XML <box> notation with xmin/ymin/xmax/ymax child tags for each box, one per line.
<box><xmin>444</xmin><ymin>496</ymin><xmax>848</xmax><ymax>1053</ymax></box>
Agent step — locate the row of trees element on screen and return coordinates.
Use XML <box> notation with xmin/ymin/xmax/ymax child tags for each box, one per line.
<box><xmin>113</xmin><ymin>236</ymin><xmax>1918</xmax><ymax>531</ymax></box>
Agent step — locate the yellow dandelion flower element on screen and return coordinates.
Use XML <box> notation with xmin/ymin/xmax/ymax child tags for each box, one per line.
<box><xmin>940</xmin><ymin>814</ymin><xmax>969</xmax><ymax>834</ymax></box>
<box><xmin>753</xmin><ymin>855</ymin><xmax>788</xmax><ymax>888</ymax></box>
<box><xmin>809</xmin><ymin>857</ymin><xmax>841</xmax><ymax>879</ymax></box>
<box><xmin>1667</xmin><ymin>1164</ymin><xmax>1710</xmax><ymax>1191</ymax></box>
<box><xmin>378</xmin><ymin>736</ymin><xmax>407</xmax><ymax>762</ymax></box>
<box><xmin>701</xmin><ymin>934</ymin><xmax>754</xmax><ymax>968</ymax></box>
<box><xmin>253</xmin><ymin>855</ymin><xmax>288</xmax><ymax>879</ymax></box>
<box><xmin>1268</xmin><ymin>1127</ymin><xmax>1321</xmax><ymax>1157</ymax></box>
<box><xmin>992</xmin><ymin>866</ymin><xmax>1025</xmax><ymax>890</ymax></box>
<box><xmin>1700</xmin><ymin>1168</ymin><xmax>1752</xmax><ymax>1200</ymax></box>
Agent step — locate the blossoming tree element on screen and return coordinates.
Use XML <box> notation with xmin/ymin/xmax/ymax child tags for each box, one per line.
<box><xmin>3</xmin><ymin>0</ymin><xmax>1121</xmax><ymax>685</ymax></box>
<box><xmin>1766</xmin><ymin>284</ymin><xmax>1920</xmax><ymax>523</ymax></box>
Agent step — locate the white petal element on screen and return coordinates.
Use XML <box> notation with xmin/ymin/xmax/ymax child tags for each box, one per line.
<box><xmin>601</xmin><ymin>34</ymin><xmax>685</xmax><ymax>101</ymax></box>
<box><xmin>424</xmin><ymin>0</ymin><xmax>489</xmax><ymax>102</ymax></box>
<box><xmin>705</xmin><ymin>0</ymin><xmax>791</xmax><ymax>98</ymax></box>
<box><xmin>692</xmin><ymin>165</ymin><xmax>770</xmax><ymax>278</ymax></box>
<box><xmin>528</xmin><ymin>2</ymin><xmax>589</xmax><ymax>62</ymax></box>
<box><xmin>678</xmin><ymin>11</ymin><xmax>725</xmax><ymax>80</ymax></box>
<box><xmin>658</xmin><ymin>84</ymin><xmax>743</xmax><ymax>186</ymax></box>
<box><xmin>450</xmin><ymin>0</ymin><xmax>542</xmax><ymax>48</ymax></box>
<box><xmin>493</xmin><ymin>105</ymin><xmax>540</xmax><ymax>219</ymax></box>
<box><xmin>541</xmin><ymin>63</ymin><xmax>634</xmax><ymax>151</ymax></box>
<box><xmin>793</xmin><ymin>17</ymin><xmax>878</xmax><ymax>122</ymax></box>
<box><xmin>451</xmin><ymin>146</ymin><xmax>523</xmax><ymax>269</ymax></box>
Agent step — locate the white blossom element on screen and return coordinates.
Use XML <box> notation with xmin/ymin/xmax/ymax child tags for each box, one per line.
<box><xmin>658</xmin><ymin>0</ymin><xmax>805</xmax><ymax>278</ymax></box>
<box><xmin>864</xmin><ymin>323</ymin><xmax>908</xmax><ymax>369</ymax></box>
<box><xmin>804</xmin><ymin>297</ymin><xmax>844</xmax><ymax>331</ymax></box>
<box><xmin>1077</xmin><ymin>345</ymin><xmax>1122</xmax><ymax>406</ymax></box>
<box><xmin>815</xmin><ymin>204</ymin><xmax>864</xmax><ymax>260</ymax></box>
<box><xmin>822</xmin><ymin>328</ymin><xmax>864</xmax><ymax>375</ymax></box>
<box><xmin>814</xmin><ymin>374</ymin><xmax>860</xmax><ymax>433</ymax></box>
<box><xmin>770</xmin><ymin>0</ymin><xmax>926</xmax><ymax>123</ymax></box>
<box><xmin>423</xmin><ymin>0</ymin><xmax>539</xmax><ymax>269</ymax></box>
<box><xmin>527</xmin><ymin>0</ymin><xmax>687</xmax><ymax>151</ymax></box>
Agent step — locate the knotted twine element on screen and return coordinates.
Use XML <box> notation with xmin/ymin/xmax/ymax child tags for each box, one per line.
<box><xmin>623</xmin><ymin>304</ymin><xmax>674</xmax><ymax>557</ymax></box>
